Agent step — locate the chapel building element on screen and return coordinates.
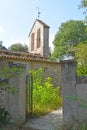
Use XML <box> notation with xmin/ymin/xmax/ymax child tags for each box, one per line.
<box><xmin>0</xmin><ymin>19</ymin><xmax>61</xmax><ymax>122</ymax></box>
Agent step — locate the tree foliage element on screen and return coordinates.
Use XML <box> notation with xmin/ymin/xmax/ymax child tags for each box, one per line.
<box><xmin>0</xmin><ymin>41</ymin><xmax>7</xmax><ymax>50</ymax></box>
<box><xmin>79</xmin><ymin>0</ymin><xmax>87</xmax><ymax>20</ymax></box>
<box><xmin>8</xmin><ymin>43</ymin><xmax>28</xmax><ymax>52</ymax></box>
<box><xmin>80</xmin><ymin>0</ymin><xmax>87</xmax><ymax>8</ymax></box>
<box><xmin>71</xmin><ymin>41</ymin><xmax>87</xmax><ymax>76</ymax></box>
<box><xmin>51</xmin><ymin>20</ymin><xmax>87</xmax><ymax>60</ymax></box>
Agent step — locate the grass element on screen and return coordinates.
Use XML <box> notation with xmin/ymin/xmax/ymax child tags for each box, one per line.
<box><xmin>32</xmin><ymin>96</ymin><xmax>62</xmax><ymax>117</ymax></box>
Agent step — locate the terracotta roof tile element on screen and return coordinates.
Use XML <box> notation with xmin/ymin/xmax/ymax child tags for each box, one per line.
<box><xmin>0</xmin><ymin>50</ymin><xmax>59</xmax><ymax>64</ymax></box>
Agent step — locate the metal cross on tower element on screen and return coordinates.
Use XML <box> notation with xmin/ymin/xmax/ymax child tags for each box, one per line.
<box><xmin>37</xmin><ymin>7</ymin><xmax>41</xmax><ymax>19</ymax></box>
<box><xmin>38</xmin><ymin>10</ymin><xmax>40</xmax><ymax>19</ymax></box>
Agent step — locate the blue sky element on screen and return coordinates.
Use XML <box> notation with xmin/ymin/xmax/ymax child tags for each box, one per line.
<box><xmin>0</xmin><ymin>0</ymin><xmax>85</xmax><ymax>49</ymax></box>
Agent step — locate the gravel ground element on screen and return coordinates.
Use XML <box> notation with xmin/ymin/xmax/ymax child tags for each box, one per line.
<box><xmin>25</xmin><ymin>108</ymin><xmax>63</xmax><ymax>130</ymax></box>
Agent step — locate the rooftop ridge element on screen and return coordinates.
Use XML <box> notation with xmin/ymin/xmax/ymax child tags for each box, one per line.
<box><xmin>0</xmin><ymin>50</ymin><xmax>59</xmax><ymax>64</ymax></box>
<box><xmin>0</xmin><ymin>49</ymin><xmax>47</xmax><ymax>58</ymax></box>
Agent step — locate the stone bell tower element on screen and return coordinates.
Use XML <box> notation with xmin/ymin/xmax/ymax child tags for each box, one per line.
<box><xmin>28</xmin><ymin>19</ymin><xmax>49</xmax><ymax>58</ymax></box>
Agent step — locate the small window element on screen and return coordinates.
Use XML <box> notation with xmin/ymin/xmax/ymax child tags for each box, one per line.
<box><xmin>31</xmin><ymin>33</ymin><xmax>34</xmax><ymax>51</ymax></box>
<box><xmin>37</xmin><ymin>29</ymin><xmax>41</xmax><ymax>48</ymax></box>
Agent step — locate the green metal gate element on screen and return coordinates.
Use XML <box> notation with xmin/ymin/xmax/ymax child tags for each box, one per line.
<box><xmin>26</xmin><ymin>74</ymin><xmax>33</xmax><ymax>118</ymax></box>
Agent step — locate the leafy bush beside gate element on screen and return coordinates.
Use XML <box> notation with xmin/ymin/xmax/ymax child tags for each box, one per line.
<box><xmin>30</xmin><ymin>68</ymin><xmax>62</xmax><ymax>116</ymax></box>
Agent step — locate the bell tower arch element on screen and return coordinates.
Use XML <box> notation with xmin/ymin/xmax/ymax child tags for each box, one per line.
<box><xmin>28</xmin><ymin>19</ymin><xmax>49</xmax><ymax>58</ymax></box>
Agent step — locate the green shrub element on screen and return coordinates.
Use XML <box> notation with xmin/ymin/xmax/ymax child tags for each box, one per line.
<box><xmin>30</xmin><ymin>68</ymin><xmax>62</xmax><ymax>116</ymax></box>
<box><xmin>77</xmin><ymin>63</ymin><xmax>87</xmax><ymax>76</ymax></box>
<box><xmin>0</xmin><ymin>105</ymin><xmax>12</xmax><ymax>128</ymax></box>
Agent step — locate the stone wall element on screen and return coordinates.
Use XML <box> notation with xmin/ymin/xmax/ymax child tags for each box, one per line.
<box><xmin>61</xmin><ymin>60</ymin><xmax>87</xmax><ymax>121</ymax></box>
<box><xmin>0</xmin><ymin>60</ymin><xmax>26</xmax><ymax>123</ymax></box>
<box><xmin>2</xmin><ymin>58</ymin><xmax>87</xmax><ymax>123</ymax></box>
<box><xmin>0</xmin><ymin>60</ymin><xmax>87</xmax><ymax>122</ymax></box>
<box><xmin>29</xmin><ymin>60</ymin><xmax>61</xmax><ymax>87</ymax></box>
<box><xmin>0</xmin><ymin>59</ymin><xmax>61</xmax><ymax>123</ymax></box>
<box><xmin>3</xmin><ymin>58</ymin><xmax>87</xmax><ymax>123</ymax></box>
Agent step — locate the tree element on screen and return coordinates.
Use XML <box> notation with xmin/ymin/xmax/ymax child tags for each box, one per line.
<box><xmin>80</xmin><ymin>0</ymin><xmax>87</xmax><ymax>7</ymax></box>
<box><xmin>72</xmin><ymin>41</ymin><xmax>87</xmax><ymax>76</ymax></box>
<box><xmin>51</xmin><ymin>20</ymin><xmax>87</xmax><ymax>60</ymax></box>
<box><xmin>79</xmin><ymin>0</ymin><xmax>87</xmax><ymax>20</ymax></box>
<box><xmin>0</xmin><ymin>41</ymin><xmax>7</xmax><ymax>50</ymax></box>
<box><xmin>8</xmin><ymin>43</ymin><xmax>28</xmax><ymax>52</ymax></box>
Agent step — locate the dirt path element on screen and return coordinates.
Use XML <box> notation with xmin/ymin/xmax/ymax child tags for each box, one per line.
<box><xmin>25</xmin><ymin>108</ymin><xmax>63</xmax><ymax>130</ymax></box>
